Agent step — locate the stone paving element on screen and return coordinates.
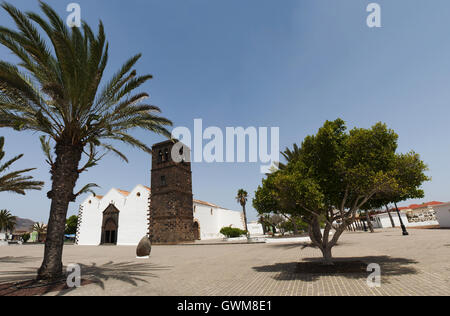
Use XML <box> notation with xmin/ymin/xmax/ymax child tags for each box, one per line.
<box><xmin>0</xmin><ymin>228</ymin><xmax>449</xmax><ymax>296</ymax></box>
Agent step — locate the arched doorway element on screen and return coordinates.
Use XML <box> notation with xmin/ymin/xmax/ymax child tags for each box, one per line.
<box><xmin>103</xmin><ymin>219</ymin><xmax>118</xmax><ymax>244</ymax></box>
<box><xmin>101</xmin><ymin>204</ymin><xmax>120</xmax><ymax>245</ymax></box>
<box><xmin>193</xmin><ymin>221</ymin><xmax>200</xmax><ymax>240</ymax></box>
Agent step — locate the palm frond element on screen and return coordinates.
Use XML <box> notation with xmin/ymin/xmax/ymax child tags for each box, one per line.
<box><xmin>0</xmin><ymin>1</ymin><xmax>172</xmax><ymax>181</ymax></box>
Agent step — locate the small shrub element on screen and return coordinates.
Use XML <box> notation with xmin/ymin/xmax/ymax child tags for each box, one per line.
<box><xmin>220</xmin><ymin>227</ymin><xmax>247</xmax><ymax>238</ymax></box>
<box><xmin>22</xmin><ymin>233</ymin><xmax>30</xmax><ymax>243</ymax></box>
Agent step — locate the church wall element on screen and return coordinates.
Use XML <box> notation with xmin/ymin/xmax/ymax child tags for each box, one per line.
<box><xmin>193</xmin><ymin>203</ymin><xmax>221</xmax><ymax>240</ymax></box>
<box><xmin>217</xmin><ymin>208</ymin><xmax>245</xmax><ymax>232</ymax></box>
<box><xmin>77</xmin><ymin>189</ymin><xmax>126</xmax><ymax>245</ymax></box>
<box><xmin>117</xmin><ymin>185</ymin><xmax>150</xmax><ymax>245</ymax></box>
<box><xmin>77</xmin><ymin>196</ymin><xmax>102</xmax><ymax>245</ymax></box>
<box><xmin>77</xmin><ymin>185</ymin><xmax>248</xmax><ymax>244</ymax></box>
<box><xmin>193</xmin><ymin>203</ymin><xmax>245</xmax><ymax>240</ymax></box>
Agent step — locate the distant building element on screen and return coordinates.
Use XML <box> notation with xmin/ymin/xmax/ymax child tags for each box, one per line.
<box><xmin>433</xmin><ymin>202</ymin><xmax>450</xmax><ymax>228</ymax></box>
<box><xmin>373</xmin><ymin>201</ymin><xmax>443</xmax><ymax>228</ymax></box>
<box><xmin>247</xmin><ymin>221</ymin><xmax>264</xmax><ymax>236</ymax></box>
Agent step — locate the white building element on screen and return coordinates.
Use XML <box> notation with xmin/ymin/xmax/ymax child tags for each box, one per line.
<box><xmin>373</xmin><ymin>212</ymin><xmax>410</xmax><ymax>228</ymax></box>
<box><xmin>373</xmin><ymin>201</ymin><xmax>443</xmax><ymax>229</ymax></box>
<box><xmin>76</xmin><ymin>184</ymin><xmax>249</xmax><ymax>245</ymax></box>
<box><xmin>433</xmin><ymin>202</ymin><xmax>450</xmax><ymax>228</ymax></box>
<box><xmin>247</xmin><ymin>221</ymin><xmax>264</xmax><ymax>236</ymax></box>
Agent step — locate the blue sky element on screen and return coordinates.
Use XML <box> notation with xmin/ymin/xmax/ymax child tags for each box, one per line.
<box><xmin>1</xmin><ymin>0</ymin><xmax>450</xmax><ymax>222</ymax></box>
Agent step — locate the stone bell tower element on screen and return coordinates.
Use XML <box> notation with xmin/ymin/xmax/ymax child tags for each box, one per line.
<box><xmin>148</xmin><ymin>140</ymin><xmax>195</xmax><ymax>244</ymax></box>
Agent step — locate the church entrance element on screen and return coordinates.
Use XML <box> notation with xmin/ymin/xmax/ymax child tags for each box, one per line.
<box><xmin>101</xmin><ymin>204</ymin><xmax>120</xmax><ymax>245</ymax></box>
<box><xmin>193</xmin><ymin>221</ymin><xmax>200</xmax><ymax>240</ymax></box>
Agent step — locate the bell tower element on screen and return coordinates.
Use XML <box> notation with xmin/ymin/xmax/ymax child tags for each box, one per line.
<box><xmin>148</xmin><ymin>140</ymin><xmax>195</xmax><ymax>244</ymax></box>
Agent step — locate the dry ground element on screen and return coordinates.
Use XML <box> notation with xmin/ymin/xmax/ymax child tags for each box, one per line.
<box><xmin>0</xmin><ymin>228</ymin><xmax>449</xmax><ymax>296</ymax></box>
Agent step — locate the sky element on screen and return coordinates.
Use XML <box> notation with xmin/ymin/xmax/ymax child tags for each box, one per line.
<box><xmin>1</xmin><ymin>0</ymin><xmax>450</xmax><ymax>223</ymax></box>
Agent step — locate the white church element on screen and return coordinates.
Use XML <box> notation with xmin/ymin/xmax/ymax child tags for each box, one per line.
<box><xmin>76</xmin><ymin>184</ymin><xmax>246</xmax><ymax>246</ymax></box>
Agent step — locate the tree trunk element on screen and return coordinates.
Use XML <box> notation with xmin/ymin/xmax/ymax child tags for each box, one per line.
<box><xmin>385</xmin><ymin>205</ymin><xmax>395</xmax><ymax>228</ymax></box>
<box><xmin>366</xmin><ymin>211</ymin><xmax>374</xmax><ymax>233</ymax></box>
<box><xmin>292</xmin><ymin>217</ymin><xmax>299</xmax><ymax>236</ymax></box>
<box><xmin>260</xmin><ymin>217</ymin><xmax>267</xmax><ymax>235</ymax></box>
<box><xmin>321</xmin><ymin>247</ymin><xmax>333</xmax><ymax>265</ymax></box>
<box><xmin>37</xmin><ymin>141</ymin><xmax>82</xmax><ymax>281</ymax></box>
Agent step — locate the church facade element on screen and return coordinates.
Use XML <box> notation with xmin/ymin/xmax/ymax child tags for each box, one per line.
<box><xmin>76</xmin><ymin>140</ymin><xmax>246</xmax><ymax>246</ymax></box>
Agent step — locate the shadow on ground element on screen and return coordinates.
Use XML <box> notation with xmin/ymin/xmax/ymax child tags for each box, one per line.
<box><xmin>0</xmin><ymin>257</ymin><xmax>40</xmax><ymax>264</ymax></box>
<box><xmin>0</xmin><ymin>261</ymin><xmax>171</xmax><ymax>296</ymax></box>
<box><xmin>252</xmin><ymin>256</ymin><xmax>418</xmax><ymax>283</ymax></box>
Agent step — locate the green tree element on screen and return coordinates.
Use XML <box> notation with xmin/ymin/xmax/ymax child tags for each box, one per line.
<box><xmin>236</xmin><ymin>189</ymin><xmax>249</xmax><ymax>232</ymax></box>
<box><xmin>22</xmin><ymin>232</ymin><xmax>30</xmax><ymax>243</ymax></box>
<box><xmin>362</xmin><ymin>152</ymin><xmax>429</xmax><ymax>221</ymax></box>
<box><xmin>0</xmin><ymin>2</ymin><xmax>172</xmax><ymax>280</ymax></box>
<box><xmin>0</xmin><ymin>209</ymin><xmax>16</xmax><ymax>236</ymax></box>
<box><xmin>253</xmin><ymin>119</ymin><xmax>429</xmax><ymax>264</ymax></box>
<box><xmin>0</xmin><ymin>136</ymin><xmax>44</xmax><ymax>194</ymax></box>
<box><xmin>65</xmin><ymin>215</ymin><xmax>78</xmax><ymax>235</ymax></box>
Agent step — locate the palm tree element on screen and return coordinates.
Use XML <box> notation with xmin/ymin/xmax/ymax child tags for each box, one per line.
<box><xmin>236</xmin><ymin>189</ymin><xmax>249</xmax><ymax>232</ymax></box>
<box><xmin>32</xmin><ymin>222</ymin><xmax>47</xmax><ymax>243</ymax></box>
<box><xmin>278</xmin><ymin>144</ymin><xmax>301</xmax><ymax>170</ymax></box>
<box><xmin>0</xmin><ymin>136</ymin><xmax>44</xmax><ymax>194</ymax></box>
<box><xmin>0</xmin><ymin>2</ymin><xmax>172</xmax><ymax>280</ymax></box>
<box><xmin>0</xmin><ymin>209</ymin><xmax>16</xmax><ymax>238</ymax></box>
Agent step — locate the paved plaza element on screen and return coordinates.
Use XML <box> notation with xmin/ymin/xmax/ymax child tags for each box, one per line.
<box><xmin>0</xmin><ymin>228</ymin><xmax>449</xmax><ymax>296</ymax></box>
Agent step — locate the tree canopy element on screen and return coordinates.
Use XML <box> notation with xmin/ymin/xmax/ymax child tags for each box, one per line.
<box><xmin>0</xmin><ymin>209</ymin><xmax>16</xmax><ymax>233</ymax></box>
<box><xmin>65</xmin><ymin>215</ymin><xmax>78</xmax><ymax>235</ymax></box>
<box><xmin>253</xmin><ymin>119</ymin><xmax>429</xmax><ymax>263</ymax></box>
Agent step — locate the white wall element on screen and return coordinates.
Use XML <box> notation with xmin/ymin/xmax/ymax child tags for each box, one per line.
<box><xmin>374</xmin><ymin>212</ymin><xmax>439</xmax><ymax>228</ymax></box>
<box><xmin>77</xmin><ymin>188</ymin><xmax>126</xmax><ymax>245</ymax></box>
<box><xmin>248</xmin><ymin>221</ymin><xmax>264</xmax><ymax>236</ymax></box>
<box><xmin>117</xmin><ymin>185</ymin><xmax>149</xmax><ymax>245</ymax></box>
<box><xmin>193</xmin><ymin>203</ymin><xmax>220</xmax><ymax>240</ymax></box>
<box><xmin>434</xmin><ymin>203</ymin><xmax>450</xmax><ymax>228</ymax></box>
<box><xmin>77</xmin><ymin>195</ymin><xmax>102</xmax><ymax>245</ymax></box>
<box><xmin>193</xmin><ymin>202</ymin><xmax>245</xmax><ymax>240</ymax></box>
<box><xmin>375</xmin><ymin>212</ymin><xmax>409</xmax><ymax>228</ymax></box>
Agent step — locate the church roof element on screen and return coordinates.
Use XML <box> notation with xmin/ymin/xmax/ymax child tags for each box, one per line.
<box><xmin>193</xmin><ymin>199</ymin><xmax>221</xmax><ymax>208</ymax></box>
<box><xmin>116</xmin><ymin>189</ymin><xmax>130</xmax><ymax>196</ymax></box>
<box><xmin>86</xmin><ymin>185</ymin><xmax>229</xmax><ymax>211</ymax></box>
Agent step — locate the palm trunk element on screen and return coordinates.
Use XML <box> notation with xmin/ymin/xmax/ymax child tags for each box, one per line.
<box><xmin>242</xmin><ymin>204</ymin><xmax>248</xmax><ymax>233</ymax></box>
<box><xmin>37</xmin><ymin>141</ymin><xmax>82</xmax><ymax>281</ymax></box>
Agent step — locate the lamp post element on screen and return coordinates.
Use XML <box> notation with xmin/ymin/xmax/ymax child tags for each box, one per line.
<box><xmin>394</xmin><ymin>202</ymin><xmax>409</xmax><ymax>236</ymax></box>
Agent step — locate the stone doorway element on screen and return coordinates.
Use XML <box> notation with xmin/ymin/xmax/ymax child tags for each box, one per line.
<box><xmin>101</xmin><ymin>204</ymin><xmax>120</xmax><ymax>245</ymax></box>
<box><xmin>193</xmin><ymin>221</ymin><xmax>200</xmax><ymax>240</ymax></box>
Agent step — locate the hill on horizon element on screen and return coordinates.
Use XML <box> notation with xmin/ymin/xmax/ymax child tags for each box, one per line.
<box><xmin>14</xmin><ymin>217</ymin><xmax>36</xmax><ymax>232</ymax></box>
